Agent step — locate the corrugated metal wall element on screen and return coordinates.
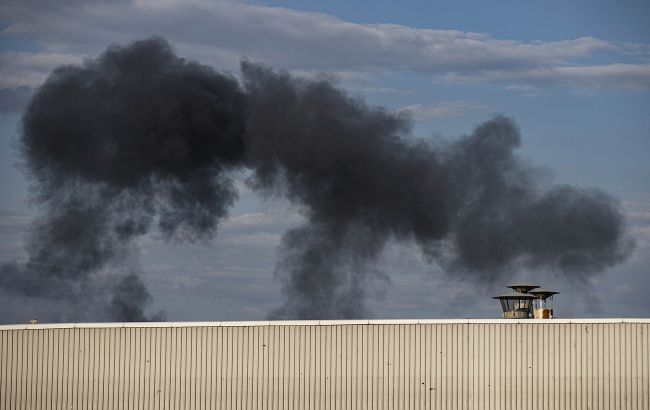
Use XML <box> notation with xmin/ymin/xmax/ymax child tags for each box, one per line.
<box><xmin>1</xmin><ymin>319</ymin><xmax>648</xmax><ymax>409</ymax></box>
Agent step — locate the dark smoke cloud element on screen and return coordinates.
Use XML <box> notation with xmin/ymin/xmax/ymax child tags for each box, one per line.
<box><xmin>110</xmin><ymin>274</ymin><xmax>166</xmax><ymax>322</ymax></box>
<box><xmin>0</xmin><ymin>37</ymin><xmax>633</xmax><ymax>322</ymax></box>
<box><xmin>1</xmin><ymin>37</ymin><xmax>245</xmax><ymax>321</ymax></box>
<box><xmin>242</xmin><ymin>65</ymin><xmax>632</xmax><ymax>318</ymax></box>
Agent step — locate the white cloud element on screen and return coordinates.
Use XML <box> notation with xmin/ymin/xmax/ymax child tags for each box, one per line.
<box><xmin>504</xmin><ymin>84</ymin><xmax>551</xmax><ymax>97</ymax></box>
<box><xmin>220</xmin><ymin>232</ymin><xmax>282</xmax><ymax>246</ymax></box>
<box><xmin>0</xmin><ymin>85</ymin><xmax>32</xmax><ymax>113</ymax></box>
<box><xmin>0</xmin><ymin>51</ymin><xmax>83</xmax><ymax>88</ymax></box>
<box><xmin>445</xmin><ymin>63</ymin><xmax>650</xmax><ymax>91</ymax></box>
<box><xmin>398</xmin><ymin>101</ymin><xmax>489</xmax><ymax>120</ymax></box>
<box><xmin>622</xmin><ymin>199</ymin><xmax>650</xmax><ymax>253</ymax></box>
<box><xmin>624</xmin><ymin>200</ymin><xmax>650</xmax><ymax>221</ymax></box>
<box><xmin>1</xmin><ymin>0</ymin><xmax>648</xmax><ymax>92</ymax></box>
<box><xmin>224</xmin><ymin>209</ymin><xmax>303</xmax><ymax>230</ymax></box>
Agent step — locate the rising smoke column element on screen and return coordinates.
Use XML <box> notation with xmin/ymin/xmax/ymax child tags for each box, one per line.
<box><xmin>242</xmin><ymin>63</ymin><xmax>451</xmax><ymax>318</ymax></box>
<box><xmin>0</xmin><ymin>37</ymin><xmax>633</xmax><ymax>322</ymax></box>
<box><xmin>0</xmin><ymin>37</ymin><xmax>247</xmax><ymax>321</ymax></box>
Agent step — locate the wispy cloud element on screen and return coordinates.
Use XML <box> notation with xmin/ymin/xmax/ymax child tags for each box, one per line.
<box><xmin>444</xmin><ymin>63</ymin><xmax>650</xmax><ymax>91</ymax></box>
<box><xmin>623</xmin><ymin>199</ymin><xmax>650</xmax><ymax>253</ymax></box>
<box><xmin>0</xmin><ymin>85</ymin><xmax>32</xmax><ymax>113</ymax></box>
<box><xmin>223</xmin><ymin>209</ymin><xmax>304</xmax><ymax>231</ymax></box>
<box><xmin>0</xmin><ymin>51</ymin><xmax>83</xmax><ymax>88</ymax></box>
<box><xmin>398</xmin><ymin>101</ymin><xmax>489</xmax><ymax>120</ymax></box>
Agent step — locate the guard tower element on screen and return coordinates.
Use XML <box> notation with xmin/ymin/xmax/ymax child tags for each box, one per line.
<box><xmin>507</xmin><ymin>283</ymin><xmax>539</xmax><ymax>294</ymax></box>
<box><xmin>531</xmin><ymin>288</ymin><xmax>559</xmax><ymax>319</ymax></box>
<box><xmin>493</xmin><ymin>283</ymin><xmax>559</xmax><ymax>319</ymax></box>
<box><xmin>493</xmin><ymin>291</ymin><xmax>535</xmax><ymax>318</ymax></box>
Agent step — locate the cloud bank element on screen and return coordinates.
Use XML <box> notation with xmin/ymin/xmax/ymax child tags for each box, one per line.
<box><xmin>1</xmin><ymin>0</ymin><xmax>649</xmax><ymax>98</ymax></box>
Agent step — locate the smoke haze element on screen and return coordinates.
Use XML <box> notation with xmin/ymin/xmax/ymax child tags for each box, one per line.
<box><xmin>0</xmin><ymin>37</ymin><xmax>633</xmax><ymax>321</ymax></box>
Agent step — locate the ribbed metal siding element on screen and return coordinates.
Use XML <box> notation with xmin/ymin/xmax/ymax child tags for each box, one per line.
<box><xmin>1</xmin><ymin>321</ymin><xmax>648</xmax><ymax>409</ymax></box>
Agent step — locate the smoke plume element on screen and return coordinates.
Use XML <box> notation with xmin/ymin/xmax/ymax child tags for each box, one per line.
<box><xmin>1</xmin><ymin>37</ymin><xmax>246</xmax><ymax>321</ymax></box>
<box><xmin>0</xmin><ymin>37</ymin><xmax>633</xmax><ymax>321</ymax></box>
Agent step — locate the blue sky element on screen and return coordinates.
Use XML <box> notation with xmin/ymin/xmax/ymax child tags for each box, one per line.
<box><xmin>0</xmin><ymin>0</ymin><xmax>649</xmax><ymax>322</ymax></box>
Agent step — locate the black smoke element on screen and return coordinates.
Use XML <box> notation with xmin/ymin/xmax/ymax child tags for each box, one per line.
<box><xmin>242</xmin><ymin>65</ymin><xmax>632</xmax><ymax>318</ymax></box>
<box><xmin>0</xmin><ymin>37</ymin><xmax>633</xmax><ymax>322</ymax></box>
<box><xmin>1</xmin><ymin>37</ymin><xmax>246</xmax><ymax>321</ymax></box>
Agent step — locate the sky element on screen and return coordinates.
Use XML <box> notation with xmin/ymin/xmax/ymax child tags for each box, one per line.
<box><xmin>0</xmin><ymin>0</ymin><xmax>649</xmax><ymax>322</ymax></box>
